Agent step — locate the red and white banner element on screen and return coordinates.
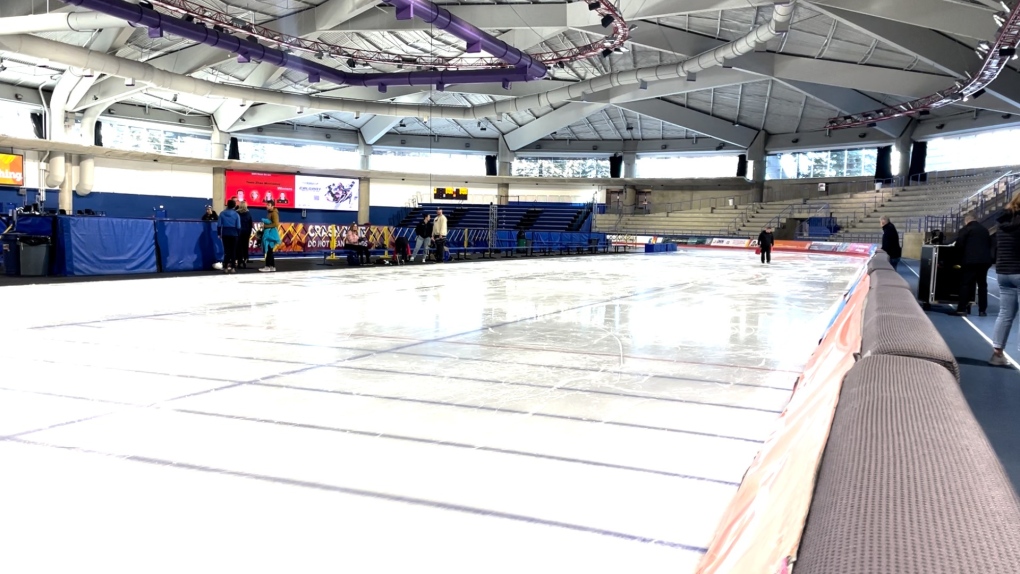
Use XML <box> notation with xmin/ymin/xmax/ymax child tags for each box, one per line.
<box><xmin>226</xmin><ymin>171</ymin><xmax>296</xmax><ymax>208</ymax></box>
<box><xmin>226</xmin><ymin>170</ymin><xmax>359</xmax><ymax>211</ymax></box>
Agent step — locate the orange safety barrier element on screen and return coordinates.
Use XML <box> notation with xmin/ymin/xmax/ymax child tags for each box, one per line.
<box><xmin>697</xmin><ymin>272</ymin><xmax>870</xmax><ymax>574</ymax></box>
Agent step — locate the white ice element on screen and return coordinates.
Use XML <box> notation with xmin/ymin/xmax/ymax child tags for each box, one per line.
<box><xmin>0</xmin><ymin>249</ymin><xmax>864</xmax><ymax>574</ymax></box>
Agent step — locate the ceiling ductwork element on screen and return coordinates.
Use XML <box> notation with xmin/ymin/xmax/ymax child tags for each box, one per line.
<box><xmin>61</xmin><ymin>0</ymin><xmax>543</xmax><ymax>90</ymax></box>
<box><xmin>0</xmin><ymin>2</ymin><xmax>793</xmax><ymax>122</ymax></box>
<box><xmin>0</xmin><ymin>11</ymin><xmax>128</xmax><ymax>35</ymax></box>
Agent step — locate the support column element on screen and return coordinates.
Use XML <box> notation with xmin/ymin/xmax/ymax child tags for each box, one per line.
<box><xmin>211</xmin><ymin>126</ymin><xmax>229</xmax><ymax>160</ymax></box>
<box><xmin>358</xmin><ymin>132</ymin><xmax>373</xmax><ymax>171</ymax></box>
<box><xmin>497</xmin><ymin>135</ymin><xmax>514</xmax><ymax>176</ymax></box>
<box><xmin>59</xmin><ymin>154</ymin><xmax>73</xmax><ymax>213</ymax></box>
<box><xmin>895</xmin><ymin>120</ymin><xmax>918</xmax><ymax>181</ymax></box>
<box><xmin>359</xmin><ymin>177</ymin><xmax>371</xmax><ymax>223</ymax></box>
<box><xmin>497</xmin><ymin>183</ymin><xmax>510</xmax><ymax>205</ymax></box>
<box><xmin>623</xmin><ymin>152</ymin><xmax>638</xmax><ymax>178</ymax></box>
<box><xmin>895</xmin><ymin>135</ymin><xmax>912</xmax><ymax>180</ymax></box>
<box><xmin>212</xmin><ymin>168</ymin><xmax>226</xmax><ymax>214</ymax></box>
<box><xmin>747</xmin><ymin>131</ymin><xmax>767</xmax><ymax>202</ymax></box>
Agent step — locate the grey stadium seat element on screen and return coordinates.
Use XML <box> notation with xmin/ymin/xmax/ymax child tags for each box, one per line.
<box><xmin>795</xmin><ymin>355</ymin><xmax>1020</xmax><ymax>574</ymax></box>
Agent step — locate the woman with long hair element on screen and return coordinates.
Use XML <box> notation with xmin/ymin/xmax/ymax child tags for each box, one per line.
<box><xmin>260</xmin><ymin>199</ymin><xmax>281</xmax><ymax>272</ymax></box>
<box><xmin>989</xmin><ymin>193</ymin><xmax>1020</xmax><ymax>365</ymax></box>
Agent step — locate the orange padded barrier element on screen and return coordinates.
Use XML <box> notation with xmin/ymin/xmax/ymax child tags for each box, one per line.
<box><xmin>697</xmin><ymin>271</ymin><xmax>870</xmax><ymax>574</ymax></box>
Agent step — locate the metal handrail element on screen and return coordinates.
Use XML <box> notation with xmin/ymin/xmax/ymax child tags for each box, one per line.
<box><xmin>904</xmin><ymin>171</ymin><xmax>1017</xmax><ymax>233</ymax></box>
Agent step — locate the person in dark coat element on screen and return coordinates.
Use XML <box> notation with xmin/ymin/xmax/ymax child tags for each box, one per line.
<box><xmin>955</xmin><ymin>214</ymin><xmax>993</xmax><ymax>316</ymax></box>
<box><xmin>990</xmin><ymin>195</ymin><xmax>1020</xmax><ymax>366</ymax></box>
<box><xmin>201</xmin><ymin>205</ymin><xmax>218</xmax><ymax>221</ymax></box>
<box><xmin>757</xmin><ymin>226</ymin><xmax>775</xmax><ymax>264</ymax></box>
<box><xmin>880</xmin><ymin>216</ymin><xmax>901</xmax><ymax>270</ymax></box>
<box><xmin>236</xmin><ymin>201</ymin><xmax>254</xmax><ymax>269</ymax></box>
<box><xmin>217</xmin><ymin>199</ymin><xmax>241</xmax><ymax>273</ymax></box>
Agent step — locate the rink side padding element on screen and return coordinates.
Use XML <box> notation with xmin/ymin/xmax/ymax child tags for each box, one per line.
<box><xmin>695</xmin><ymin>269</ymin><xmax>870</xmax><ymax>574</ymax></box>
<box><xmin>608</xmin><ymin>235</ymin><xmax>876</xmax><ymax>257</ymax></box>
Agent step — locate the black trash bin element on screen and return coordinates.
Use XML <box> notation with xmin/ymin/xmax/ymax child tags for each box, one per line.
<box><xmin>2</xmin><ymin>233</ymin><xmax>22</xmax><ymax>276</ymax></box>
<box><xmin>18</xmin><ymin>235</ymin><xmax>51</xmax><ymax>276</ymax></box>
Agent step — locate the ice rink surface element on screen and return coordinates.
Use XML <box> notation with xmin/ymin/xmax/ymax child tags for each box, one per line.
<box><xmin>0</xmin><ymin>249</ymin><xmax>864</xmax><ymax>573</ymax></box>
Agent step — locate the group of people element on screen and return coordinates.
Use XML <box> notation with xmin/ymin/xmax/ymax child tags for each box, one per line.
<box><xmin>212</xmin><ymin>199</ymin><xmax>281</xmax><ymax>273</ymax></box>
<box><xmin>340</xmin><ymin>209</ymin><xmax>449</xmax><ymax>266</ymax></box>
<box><xmin>409</xmin><ymin>209</ymin><xmax>449</xmax><ymax>263</ymax></box>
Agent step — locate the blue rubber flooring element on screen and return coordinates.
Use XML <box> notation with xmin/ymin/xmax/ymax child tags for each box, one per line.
<box><xmin>899</xmin><ymin>259</ymin><xmax>1020</xmax><ymax>495</ymax></box>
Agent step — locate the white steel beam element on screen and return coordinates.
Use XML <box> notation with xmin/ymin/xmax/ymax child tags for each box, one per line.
<box><xmin>783</xmin><ymin>80</ymin><xmax>910</xmax><ymax>137</ymax></box>
<box><xmin>617</xmin><ymin>99</ymin><xmax>758</xmax><ymax>147</ymax></box>
<box><xmin>359</xmin><ymin>92</ymin><xmax>432</xmax><ymax>145</ymax></box>
<box><xmin>582</xmin><ymin>68</ymin><xmax>760</xmax><ymax>105</ymax></box>
<box><xmin>503</xmin><ymin>102</ymin><xmax>609</xmax><ymax>150</ymax></box>
<box><xmin>813</xmin><ymin>6</ymin><xmax>1020</xmax><ymax>114</ymax></box>
<box><xmin>576</xmin><ymin>23</ymin><xmax>725</xmax><ymax>57</ymax></box>
<box><xmin>215</xmin><ymin>62</ymin><xmax>286</xmax><ymax>132</ymax></box>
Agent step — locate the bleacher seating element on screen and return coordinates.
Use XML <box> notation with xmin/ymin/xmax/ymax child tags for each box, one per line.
<box><xmin>595</xmin><ymin>168</ymin><xmax>1010</xmax><ymax>240</ymax></box>
<box><xmin>398</xmin><ymin>202</ymin><xmax>592</xmax><ymax>232</ymax></box>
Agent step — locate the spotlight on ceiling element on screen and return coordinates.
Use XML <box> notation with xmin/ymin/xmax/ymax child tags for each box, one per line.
<box><xmin>866</xmin><ymin>122</ymin><xmax>877</xmax><ymax>128</ymax></box>
<box><xmin>347</xmin><ymin>58</ymin><xmax>356</xmax><ymax>68</ymax></box>
<box><xmin>1000</xmin><ymin>46</ymin><xmax>1017</xmax><ymax>58</ymax></box>
<box><xmin>601</xmin><ymin>14</ymin><xmax>614</xmax><ymax>27</ymax></box>
<box><xmin>587</xmin><ymin>2</ymin><xmax>600</xmax><ymax>10</ymax></box>
<box><xmin>124</xmin><ymin>78</ymin><xmax>135</xmax><ymax>87</ymax></box>
<box><xmin>601</xmin><ymin>48</ymin><xmax>613</xmax><ymax>58</ymax></box>
<box><xmin>918</xmin><ymin>109</ymin><xmax>931</xmax><ymax>116</ymax></box>
<box><xmin>971</xmin><ymin>88</ymin><xmax>987</xmax><ymax>99</ymax></box>
<box><xmin>638</xmin><ymin>79</ymin><xmax>648</xmax><ymax>90</ymax></box>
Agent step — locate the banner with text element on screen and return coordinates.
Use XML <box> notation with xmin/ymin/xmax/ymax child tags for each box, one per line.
<box><xmin>0</xmin><ymin>153</ymin><xmax>24</xmax><ymax>187</ymax></box>
<box><xmin>226</xmin><ymin>170</ymin><xmax>359</xmax><ymax>211</ymax></box>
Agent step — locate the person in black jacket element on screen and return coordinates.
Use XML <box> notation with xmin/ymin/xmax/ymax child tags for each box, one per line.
<box><xmin>757</xmin><ymin>226</ymin><xmax>775</xmax><ymax>264</ymax></box>
<box><xmin>236</xmin><ymin>201</ymin><xmax>254</xmax><ymax>269</ymax></box>
<box><xmin>880</xmin><ymin>216</ymin><xmax>901</xmax><ymax>270</ymax></box>
<box><xmin>955</xmin><ymin>214</ymin><xmax>993</xmax><ymax>316</ymax></box>
<box><xmin>411</xmin><ymin>214</ymin><xmax>433</xmax><ymax>263</ymax></box>
<box><xmin>990</xmin><ymin>198</ymin><xmax>1020</xmax><ymax>366</ymax></box>
<box><xmin>201</xmin><ymin>205</ymin><xmax>218</xmax><ymax>221</ymax></box>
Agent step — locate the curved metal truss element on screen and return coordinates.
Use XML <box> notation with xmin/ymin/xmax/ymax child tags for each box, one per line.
<box><xmin>145</xmin><ymin>0</ymin><xmax>629</xmax><ymax>72</ymax></box>
<box><xmin>827</xmin><ymin>2</ymin><xmax>1020</xmax><ymax>130</ymax></box>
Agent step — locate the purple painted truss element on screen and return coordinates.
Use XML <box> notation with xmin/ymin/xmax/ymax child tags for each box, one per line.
<box><xmin>381</xmin><ymin>0</ymin><xmax>546</xmax><ymax>79</ymax></box>
<box><xmin>61</xmin><ymin>0</ymin><xmax>544</xmax><ymax>91</ymax></box>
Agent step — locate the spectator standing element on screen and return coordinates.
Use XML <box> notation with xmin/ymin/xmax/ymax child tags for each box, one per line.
<box><xmin>202</xmin><ymin>205</ymin><xmax>218</xmax><ymax>221</ymax></box>
<box><xmin>880</xmin><ymin>216</ymin><xmax>902</xmax><ymax>270</ymax></box>
<box><xmin>955</xmin><ymin>214</ymin><xmax>993</xmax><ymax>316</ymax></box>
<box><xmin>412</xmin><ymin>215</ymin><xmax>433</xmax><ymax>262</ymax></box>
<box><xmin>236</xmin><ymin>201</ymin><xmax>253</xmax><ymax>269</ymax></box>
<box><xmin>218</xmin><ymin>199</ymin><xmax>241</xmax><ymax>273</ymax></box>
<box><xmin>259</xmin><ymin>199</ymin><xmax>281</xmax><ymax>272</ymax></box>
<box><xmin>757</xmin><ymin>226</ymin><xmax>775</xmax><ymax>264</ymax></box>
<box><xmin>989</xmin><ymin>196</ymin><xmax>1020</xmax><ymax>365</ymax></box>
<box><xmin>433</xmin><ymin>208</ymin><xmax>448</xmax><ymax>263</ymax></box>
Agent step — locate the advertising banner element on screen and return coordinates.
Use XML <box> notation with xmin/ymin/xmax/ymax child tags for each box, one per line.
<box><xmin>246</xmin><ymin>223</ymin><xmax>390</xmax><ymax>253</ymax></box>
<box><xmin>226</xmin><ymin>171</ymin><xmax>296</xmax><ymax>208</ymax></box>
<box><xmin>434</xmin><ymin>187</ymin><xmax>468</xmax><ymax>200</ymax></box>
<box><xmin>295</xmin><ymin>175</ymin><xmax>359</xmax><ymax>210</ymax></box>
<box><xmin>807</xmin><ymin>241</ymin><xmax>841</xmax><ymax>252</ymax></box>
<box><xmin>710</xmin><ymin>238</ymin><xmax>750</xmax><ymax>248</ymax></box>
<box><xmin>0</xmin><ymin>153</ymin><xmax>24</xmax><ymax>187</ymax></box>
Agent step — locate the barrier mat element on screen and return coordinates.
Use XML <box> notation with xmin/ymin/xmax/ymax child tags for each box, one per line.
<box><xmin>55</xmin><ymin>216</ymin><xmax>157</xmax><ymax>276</ymax></box>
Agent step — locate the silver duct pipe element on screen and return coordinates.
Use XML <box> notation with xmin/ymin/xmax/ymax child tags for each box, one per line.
<box><xmin>474</xmin><ymin>1</ymin><xmax>795</xmax><ymax>117</ymax></box>
<box><xmin>76</xmin><ymin>106</ymin><xmax>105</xmax><ymax>196</ymax></box>
<box><xmin>0</xmin><ymin>2</ymin><xmax>793</xmax><ymax>123</ymax></box>
<box><xmin>0</xmin><ymin>12</ymin><xmax>129</xmax><ymax>35</ymax></box>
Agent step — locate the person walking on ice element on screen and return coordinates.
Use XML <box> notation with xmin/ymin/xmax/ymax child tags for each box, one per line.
<box><xmin>758</xmin><ymin>226</ymin><xmax>775</xmax><ymax>264</ymax></box>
